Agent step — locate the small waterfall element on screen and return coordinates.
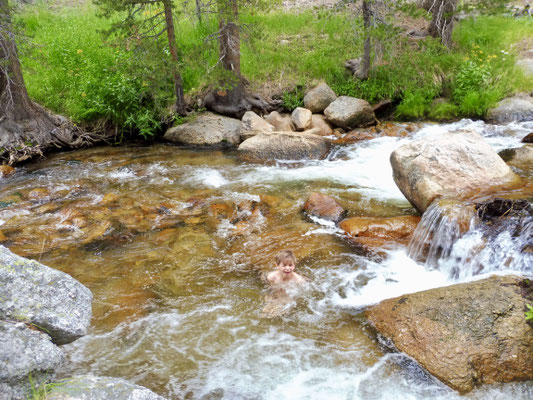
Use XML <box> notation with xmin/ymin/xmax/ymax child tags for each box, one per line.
<box><xmin>408</xmin><ymin>199</ymin><xmax>533</xmax><ymax>280</ymax></box>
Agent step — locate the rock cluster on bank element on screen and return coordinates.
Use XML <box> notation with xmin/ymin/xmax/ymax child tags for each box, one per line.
<box><xmin>164</xmin><ymin>83</ymin><xmax>377</xmax><ymax>163</ymax></box>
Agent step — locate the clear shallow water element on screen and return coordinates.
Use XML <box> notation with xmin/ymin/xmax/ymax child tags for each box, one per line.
<box><xmin>0</xmin><ymin>119</ymin><xmax>531</xmax><ymax>399</ymax></box>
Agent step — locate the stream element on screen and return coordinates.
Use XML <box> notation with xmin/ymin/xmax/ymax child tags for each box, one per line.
<box><xmin>0</xmin><ymin>119</ymin><xmax>532</xmax><ymax>399</ymax></box>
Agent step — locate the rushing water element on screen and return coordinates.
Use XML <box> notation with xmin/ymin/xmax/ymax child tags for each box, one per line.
<box><xmin>0</xmin><ymin>119</ymin><xmax>532</xmax><ymax>399</ymax></box>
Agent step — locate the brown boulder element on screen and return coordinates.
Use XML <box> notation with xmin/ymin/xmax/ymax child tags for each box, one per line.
<box><xmin>310</xmin><ymin>114</ymin><xmax>333</xmax><ymax>136</ymax></box>
<box><xmin>264</xmin><ymin>111</ymin><xmax>295</xmax><ymax>132</ymax></box>
<box><xmin>365</xmin><ymin>275</ymin><xmax>533</xmax><ymax>393</ymax></box>
<box><xmin>303</xmin><ymin>192</ymin><xmax>345</xmax><ymax>223</ymax></box>
<box><xmin>339</xmin><ymin>215</ymin><xmax>420</xmax><ymax>248</ymax></box>
<box><xmin>523</xmin><ymin>132</ymin><xmax>533</xmax><ymax>143</ymax></box>
<box><xmin>291</xmin><ymin>107</ymin><xmax>312</xmax><ymax>131</ymax></box>
<box><xmin>241</xmin><ymin>111</ymin><xmax>275</xmax><ymax>141</ymax></box>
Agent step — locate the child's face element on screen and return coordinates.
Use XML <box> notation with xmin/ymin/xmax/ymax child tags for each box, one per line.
<box><xmin>277</xmin><ymin>260</ymin><xmax>295</xmax><ymax>275</ymax></box>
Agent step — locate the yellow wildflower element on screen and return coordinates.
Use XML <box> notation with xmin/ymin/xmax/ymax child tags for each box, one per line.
<box><xmin>81</xmin><ymin>93</ymin><xmax>86</xmax><ymax>97</ymax></box>
<box><xmin>77</xmin><ymin>49</ymin><xmax>83</xmax><ymax>54</ymax></box>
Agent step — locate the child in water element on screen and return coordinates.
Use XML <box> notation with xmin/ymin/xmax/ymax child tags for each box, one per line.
<box><xmin>262</xmin><ymin>250</ymin><xmax>308</xmax><ymax>318</ymax></box>
<box><xmin>266</xmin><ymin>250</ymin><xmax>307</xmax><ymax>285</ymax></box>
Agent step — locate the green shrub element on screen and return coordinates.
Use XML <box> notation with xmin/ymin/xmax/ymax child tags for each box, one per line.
<box><xmin>281</xmin><ymin>86</ymin><xmax>304</xmax><ymax>110</ymax></box>
<box><xmin>428</xmin><ymin>100</ymin><xmax>459</xmax><ymax>121</ymax></box>
<box><xmin>395</xmin><ymin>89</ymin><xmax>435</xmax><ymax>119</ymax></box>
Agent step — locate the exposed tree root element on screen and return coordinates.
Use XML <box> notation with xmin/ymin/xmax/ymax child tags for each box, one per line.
<box><xmin>0</xmin><ymin>102</ymin><xmax>115</xmax><ymax>165</ymax></box>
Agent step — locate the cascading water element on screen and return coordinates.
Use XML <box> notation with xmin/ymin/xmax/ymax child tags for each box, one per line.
<box><xmin>0</xmin><ymin>119</ymin><xmax>532</xmax><ymax>399</ymax></box>
<box><xmin>407</xmin><ymin>199</ymin><xmax>533</xmax><ymax>280</ymax></box>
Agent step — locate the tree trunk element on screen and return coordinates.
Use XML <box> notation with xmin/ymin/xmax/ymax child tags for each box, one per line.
<box><xmin>428</xmin><ymin>0</ymin><xmax>458</xmax><ymax>48</ymax></box>
<box><xmin>204</xmin><ymin>0</ymin><xmax>277</xmax><ymax>118</ymax></box>
<box><xmin>358</xmin><ymin>0</ymin><xmax>372</xmax><ymax>80</ymax></box>
<box><xmin>204</xmin><ymin>0</ymin><xmax>247</xmax><ymax>118</ymax></box>
<box><xmin>163</xmin><ymin>0</ymin><xmax>186</xmax><ymax>115</ymax></box>
<box><xmin>0</xmin><ymin>1</ymin><xmax>108</xmax><ymax>165</ymax></box>
<box><xmin>195</xmin><ymin>0</ymin><xmax>202</xmax><ymax>24</ymax></box>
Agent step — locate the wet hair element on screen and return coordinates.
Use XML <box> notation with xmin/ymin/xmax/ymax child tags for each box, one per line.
<box><xmin>275</xmin><ymin>250</ymin><xmax>296</xmax><ymax>265</ymax></box>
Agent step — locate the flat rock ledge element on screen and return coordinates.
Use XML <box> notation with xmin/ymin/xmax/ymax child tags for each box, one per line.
<box><xmin>238</xmin><ymin>131</ymin><xmax>330</xmax><ymax>163</ymax></box>
<box><xmin>164</xmin><ymin>112</ymin><xmax>242</xmax><ymax>147</ymax></box>
<box><xmin>0</xmin><ymin>245</ymin><xmax>92</xmax><ymax>345</ymax></box>
<box><xmin>48</xmin><ymin>375</ymin><xmax>167</xmax><ymax>400</ymax></box>
<box><xmin>365</xmin><ymin>275</ymin><xmax>533</xmax><ymax>394</ymax></box>
<box><xmin>0</xmin><ymin>321</ymin><xmax>64</xmax><ymax>400</ymax></box>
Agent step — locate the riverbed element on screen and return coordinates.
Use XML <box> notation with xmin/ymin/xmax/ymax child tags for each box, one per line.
<box><xmin>0</xmin><ymin>119</ymin><xmax>532</xmax><ymax>399</ymax></box>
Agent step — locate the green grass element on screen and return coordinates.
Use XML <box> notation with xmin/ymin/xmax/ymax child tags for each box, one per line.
<box><xmin>16</xmin><ymin>3</ymin><xmax>533</xmax><ymax>136</ymax></box>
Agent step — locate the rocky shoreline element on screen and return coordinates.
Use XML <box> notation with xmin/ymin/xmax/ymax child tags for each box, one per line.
<box><xmin>0</xmin><ymin>245</ymin><xmax>165</xmax><ymax>399</ymax></box>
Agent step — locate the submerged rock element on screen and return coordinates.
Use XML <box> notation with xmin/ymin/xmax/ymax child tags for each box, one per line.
<box><xmin>303</xmin><ymin>83</ymin><xmax>337</xmax><ymax>113</ymax></box>
<box><xmin>0</xmin><ymin>321</ymin><xmax>64</xmax><ymax>400</ymax></box>
<box><xmin>164</xmin><ymin>112</ymin><xmax>242</xmax><ymax>146</ymax></box>
<box><xmin>486</xmin><ymin>96</ymin><xmax>533</xmax><ymax>124</ymax></box>
<box><xmin>48</xmin><ymin>375</ymin><xmax>166</xmax><ymax>400</ymax></box>
<box><xmin>339</xmin><ymin>215</ymin><xmax>420</xmax><ymax>249</ymax></box>
<box><xmin>238</xmin><ymin>131</ymin><xmax>330</xmax><ymax>163</ymax></box>
<box><xmin>390</xmin><ymin>131</ymin><xmax>519</xmax><ymax>213</ymax></box>
<box><xmin>365</xmin><ymin>275</ymin><xmax>533</xmax><ymax>393</ymax></box>
<box><xmin>0</xmin><ymin>165</ymin><xmax>14</xmax><ymax>178</ymax></box>
<box><xmin>324</xmin><ymin>96</ymin><xmax>375</xmax><ymax>129</ymax></box>
<box><xmin>303</xmin><ymin>192</ymin><xmax>345</xmax><ymax>223</ymax></box>
<box><xmin>0</xmin><ymin>245</ymin><xmax>92</xmax><ymax>345</ymax></box>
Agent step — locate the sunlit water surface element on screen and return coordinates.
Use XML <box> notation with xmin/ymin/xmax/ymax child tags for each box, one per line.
<box><xmin>0</xmin><ymin>119</ymin><xmax>532</xmax><ymax>399</ymax></box>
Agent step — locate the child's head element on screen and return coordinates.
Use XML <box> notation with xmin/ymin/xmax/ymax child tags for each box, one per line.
<box><xmin>275</xmin><ymin>250</ymin><xmax>296</xmax><ymax>265</ymax></box>
<box><xmin>275</xmin><ymin>250</ymin><xmax>296</xmax><ymax>273</ymax></box>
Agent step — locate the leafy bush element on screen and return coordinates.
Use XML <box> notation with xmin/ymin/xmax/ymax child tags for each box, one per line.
<box><xmin>428</xmin><ymin>100</ymin><xmax>459</xmax><ymax>121</ymax></box>
<box><xmin>281</xmin><ymin>86</ymin><xmax>304</xmax><ymax>110</ymax></box>
<box><xmin>18</xmin><ymin>6</ymin><xmax>164</xmax><ymax>138</ymax></box>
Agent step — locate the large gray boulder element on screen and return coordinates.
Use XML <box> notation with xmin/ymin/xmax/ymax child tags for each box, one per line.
<box><xmin>303</xmin><ymin>83</ymin><xmax>337</xmax><ymax>113</ymax></box>
<box><xmin>0</xmin><ymin>246</ymin><xmax>92</xmax><ymax>345</ymax></box>
<box><xmin>0</xmin><ymin>321</ymin><xmax>64</xmax><ymax>400</ymax></box>
<box><xmin>164</xmin><ymin>112</ymin><xmax>242</xmax><ymax>146</ymax></box>
<box><xmin>486</xmin><ymin>96</ymin><xmax>533</xmax><ymax>124</ymax></box>
<box><xmin>324</xmin><ymin>96</ymin><xmax>375</xmax><ymax>129</ymax></box>
<box><xmin>48</xmin><ymin>375</ymin><xmax>167</xmax><ymax>400</ymax></box>
<box><xmin>238</xmin><ymin>131</ymin><xmax>330</xmax><ymax>163</ymax></box>
<box><xmin>365</xmin><ymin>275</ymin><xmax>533</xmax><ymax>394</ymax></box>
<box><xmin>390</xmin><ymin>131</ymin><xmax>519</xmax><ymax>213</ymax></box>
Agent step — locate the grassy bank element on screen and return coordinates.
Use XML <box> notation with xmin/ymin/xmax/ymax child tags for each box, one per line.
<box><xmin>16</xmin><ymin>2</ymin><xmax>533</xmax><ymax>137</ymax></box>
